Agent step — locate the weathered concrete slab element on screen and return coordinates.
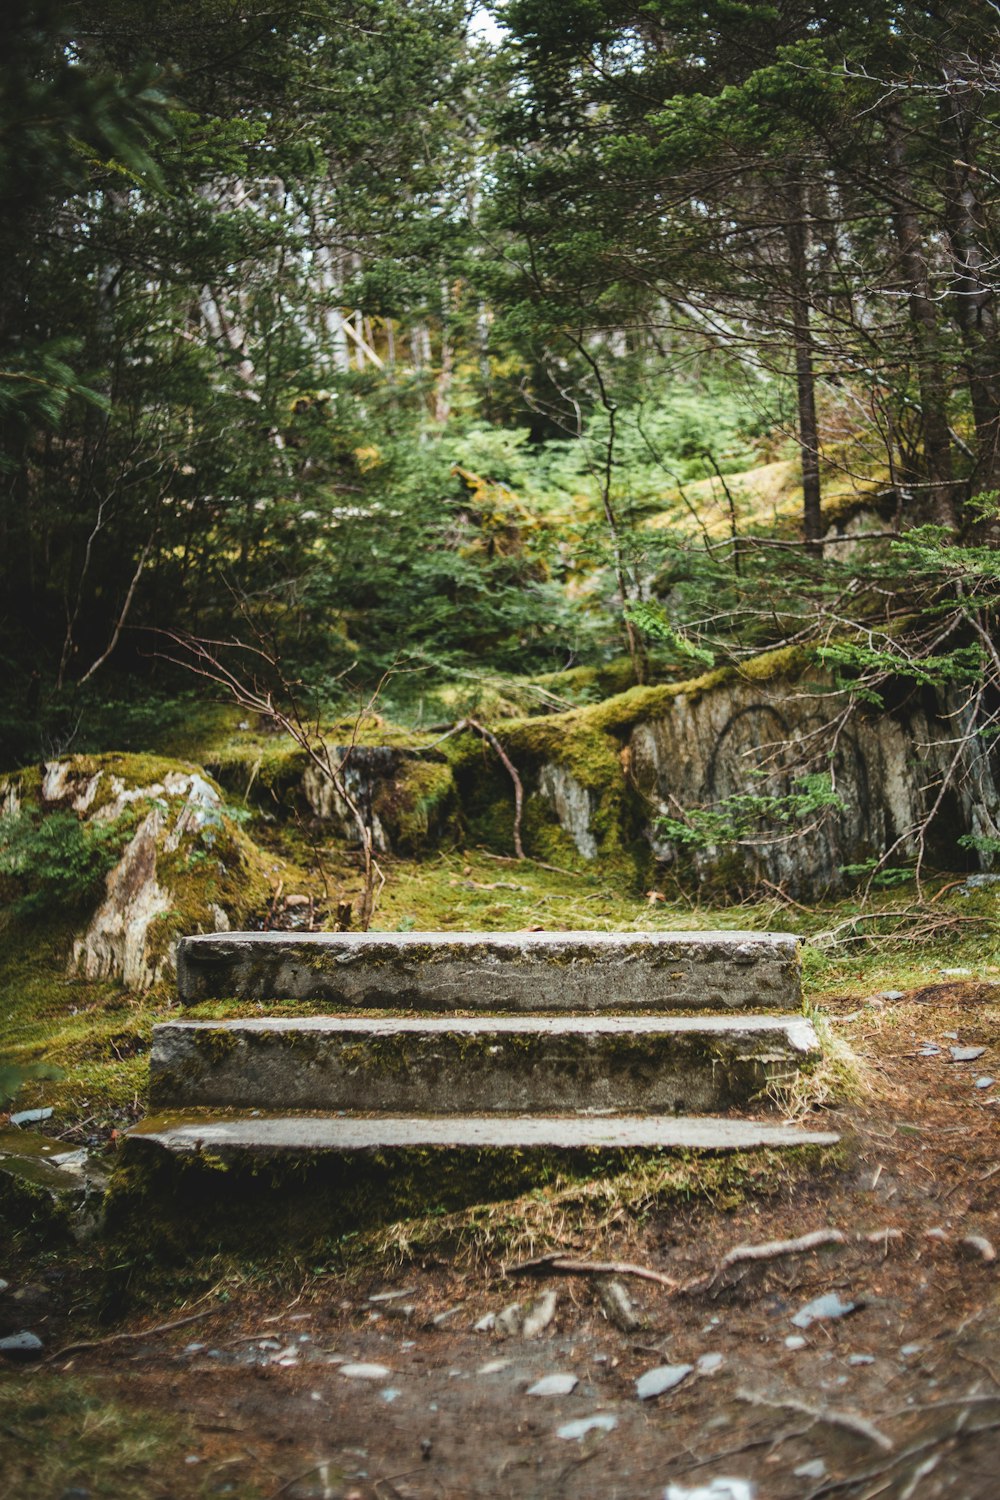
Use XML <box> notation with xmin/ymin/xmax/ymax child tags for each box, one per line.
<box><xmin>129</xmin><ymin>1110</ymin><xmax>841</xmax><ymax>1154</ymax></box>
<box><xmin>176</xmin><ymin>930</ymin><xmax>801</xmax><ymax>1012</ymax></box>
<box><xmin>0</xmin><ymin>1128</ymin><xmax>109</xmax><ymax>1243</ymax></box>
<box><xmin>112</xmin><ymin>1110</ymin><xmax>839</xmax><ymax>1255</ymax></box>
<box><xmin>149</xmin><ymin>1014</ymin><xmax>820</xmax><ymax>1115</ymax></box>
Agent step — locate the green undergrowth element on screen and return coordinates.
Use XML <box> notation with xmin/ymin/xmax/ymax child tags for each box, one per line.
<box><xmin>0</xmin><ymin>1371</ymin><xmax>241</xmax><ymax>1500</ymax></box>
<box><xmin>338</xmin><ymin>1141</ymin><xmax>846</xmax><ymax>1275</ymax></box>
<box><xmin>0</xmin><ymin>914</ymin><xmax>167</xmax><ymax>1129</ymax></box>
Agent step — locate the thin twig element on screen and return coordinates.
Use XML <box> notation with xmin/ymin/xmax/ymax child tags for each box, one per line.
<box><xmin>462</xmin><ymin>718</ymin><xmax>525</xmax><ymax>858</ymax></box>
<box><xmin>737</xmin><ymin>1387</ymin><xmax>894</xmax><ymax>1453</ymax></box>
<box><xmin>47</xmin><ymin>1308</ymin><xmax>216</xmax><ymax>1363</ymax></box>
<box><xmin>508</xmin><ymin>1252</ymin><xmax>677</xmax><ymax>1290</ymax></box>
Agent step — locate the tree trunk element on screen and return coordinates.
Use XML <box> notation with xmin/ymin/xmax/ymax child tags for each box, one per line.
<box><xmin>885</xmin><ymin>118</ymin><xmax>957</xmax><ymax>530</ymax></box>
<box><xmin>940</xmin><ymin>70</ymin><xmax>1000</xmax><ymax>495</ymax></box>
<box><xmin>785</xmin><ymin>177</ymin><xmax>823</xmax><ymax>546</ymax></box>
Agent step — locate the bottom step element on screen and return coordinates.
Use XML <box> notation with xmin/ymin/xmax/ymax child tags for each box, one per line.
<box><xmin>111</xmin><ymin>1113</ymin><xmax>840</xmax><ymax>1257</ymax></box>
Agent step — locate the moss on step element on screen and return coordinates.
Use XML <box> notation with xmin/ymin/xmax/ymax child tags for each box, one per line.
<box><xmin>105</xmin><ymin>1130</ymin><xmax>842</xmax><ymax>1267</ymax></box>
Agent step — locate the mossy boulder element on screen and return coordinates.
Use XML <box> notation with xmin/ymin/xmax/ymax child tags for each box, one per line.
<box><xmin>0</xmin><ymin>754</ymin><xmax>277</xmax><ymax>989</ymax></box>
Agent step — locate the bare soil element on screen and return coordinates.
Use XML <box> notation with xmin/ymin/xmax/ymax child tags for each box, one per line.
<box><xmin>3</xmin><ymin>984</ymin><xmax>999</xmax><ymax>1500</ymax></box>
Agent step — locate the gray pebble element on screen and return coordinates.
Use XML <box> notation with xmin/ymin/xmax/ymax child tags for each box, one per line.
<box><xmin>557</xmin><ymin>1413</ymin><xmax>618</xmax><ymax>1440</ymax></box>
<box><xmin>636</xmin><ymin>1363</ymin><xmax>693</xmax><ymax>1400</ymax></box>
<box><xmin>0</xmin><ymin>1331</ymin><xmax>44</xmax><ymax>1360</ymax></box>
<box><xmin>791</xmin><ymin>1293</ymin><xmax>856</xmax><ymax>1329</ymax></box>
<box><xmin>527</xmin><ymin>1373</ymin><xmax>578</xmax><ymax>1397</ymax></box>
<box><xmin>848</xmin><ymin>1354</ymin><xmax>874</xmax><ymax>1366</ymax></box>
<box><xmin>975</xmin><ymin>1077</ymin><xmax>995</xmax><ymax>1089</ymax></box>
<box><xmin>339</xmin><ymin>1362</ymin><xmax>392</xmax><ymax>1380</ymax></box>
<box><xmin>794</xmin><ymin>1460</ymin><xmax>827</xmax><ymax>1480</ymax></box>
<box><xmin>9</xmin><ymin>1107</ymin><xmax>54</xmax><ymax>1125</ymax></box>
<box><xmin>495</xmin><ymin>1303</ymin><xmax>523</xmax><ymax>1337</ymax></box>
<box><xmin>950</xmin><ymin>1046</ymin><xmax>986</xmax><ymax>1062</ymax></box>
<box><xmin>522</xmin><ymin>1290</ymin><xmax>558</xmax><ymax>1339</ymax></box>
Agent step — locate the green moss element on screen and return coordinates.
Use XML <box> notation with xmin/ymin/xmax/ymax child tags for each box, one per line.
<box><xmin>376</xmin><ymin>756</ymin><xmax>459</xmax><ymax>854</ymax></box>
<box><xmin>0</xmin><ymin>1371</ymin><xmax>242</xmax><ymax>1500</ymax></box>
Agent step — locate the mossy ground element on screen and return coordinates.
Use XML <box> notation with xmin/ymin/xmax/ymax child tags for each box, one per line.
<box><xmin>0</xmin><ymin>1369</ymin><xmax>261</xmax><ymax>1499</ymax></box>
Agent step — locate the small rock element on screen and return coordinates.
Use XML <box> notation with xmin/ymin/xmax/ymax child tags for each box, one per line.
<box><xmin>900</xmin><ymin>1343</ymin><xmax>922</xmax><ymax>1357</ymax></box>
<box><xmin>950</xmin><ymin>1046</ymin><xmax>986</xmax><ymax>1062</ymax></box>
<box><xmin>636</xmin><ymin>1363</ymin><xmax>693</xmax><ymax>1401</ymax></box>
<box><xmin>556</xmin><ymin>1413</ymin><xmax>618</xmax><ymax>1440</ymax></box>
<box><xmin>368</xmin><ymin>1288</ymin><xmax>416</xmax><ymax>1304</ymax></box>
<box><xmin>596</xmin><ymin>1277</ymin><xmax>641</xmax><ymax>1332</ymax></box>
<box><xmin>975</xmin><ymin>1077</ymin><xmax>995</xmax><ymax>1090</ymax></box>
<box><xmin>380</xmin><ymin>1387</ymin><xmax>402</xmax><ymax>1403</ymax></box>
<box><xmin>959</xmin><ymin>1235</ymin><xmax>996</xmax><ymax>1263</ymax></box>
<box><xmin>864</xmin><ymin>1227</ymin><xmax>903</xmax><ymax>1245</ymax></box>
<box><xmin>880</xmin><ymin>990</ymin><xmax>905</xmax><ymax>1001</ymax></box>
<box><xmin>339</xmin><ymin>1362</ymin><xmax>392</xmax><ymax>1381</ymax></box>
<box><xmin>848</xmin><ymin>1354</ymin><xmax>875</xmax><ymax>1366</ymax></box>
<box><xmin>925</xmin><ymin>1227</ymin><xmax>948</xmax><ymax>1243</ymax></box>
<box><xmin>477</xmin><ymin>1358</ymin><xmax>511</xmax><ymax>1375</ymax></box>
<box><xmin>0</xmin><ymin>1331</ymin><xmax>43</xmax><ymax>1361</ymax></box>
<box><xmin>794</xmin><ymin>1460</ymin><xmax>827</xmax><ymax>1480</ymax></box>
<box><xmin>785</xmin><ymin>1335</ymin><xmax>807</xmax><ymax>1350</ymax></box>
<box><xmin>526</xmin><ymin>1373</ymin><xmax>578</xmax><ymax>1397</ymax></box>
<box><xmin>917</xmin><ymin>1045</ymin><xmax>941</xmax><ymax>1057</ymax></box>
<box><xmin>522</xmin><ymin>1290</ymin><xmax>558</xmax><ymax>1340</ymax></box>
<box><xmin>473</xmin><ymin>1312</ymin><xmax>495</xmax><ymax>1333</ymax></box>
<box><xmin>9</xmin><ymin>1107</ymin><xmax>54</xmax><ymax>1126</ymax></box>
<box><xmin>431</xmin><ymin>1306</ymin><xmax>463</xmax><ymax>1328</ymax></box>
<box><xmin>0</xmin><ymin>1279</ymin><xmax>7</xmax><ymax>1294</ymax></box>
<box><xmin>663</xmin><ymin>1481</ymin><xmax>755</xmax><ymax>1500</ymax></box>
<box><xmin>941</xmin><ymin>968</ymin><xmax>973</xmax><ymax>977</ymax></box>
<box><xmin>495</xmin><ymin>1303</ymin><xmax>523</xmax><ymax>1337</ymax></box>
<box><xmin>696</xmin><ymin>1353</ymin><xmax>724</xmax><ymax>1374</ymax></box>
<box><xmin>791</xmin><ymin>1293</ymin><xmax>857</xmax><ymax>1329</ymax></box>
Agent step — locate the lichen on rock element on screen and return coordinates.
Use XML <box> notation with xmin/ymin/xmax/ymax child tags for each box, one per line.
<box><xmin>2</xmin><ymin>753</ymin><xmax>275</xmax><ymax>991</ymax></box>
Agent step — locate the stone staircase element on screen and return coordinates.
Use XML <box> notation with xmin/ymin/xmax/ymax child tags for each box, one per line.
<box><xmin>118</xmin><ymin>931</ymin><xmax>840</xmax><ymax>1252</ymax></box>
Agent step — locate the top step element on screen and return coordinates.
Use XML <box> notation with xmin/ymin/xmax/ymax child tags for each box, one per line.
<box><xmin>176</xmin><ymin>930</ymin><xmax>801</xmax><ymax>1012</ymax></box>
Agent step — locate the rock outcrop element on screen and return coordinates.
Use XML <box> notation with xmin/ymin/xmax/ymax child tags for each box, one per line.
<box><xmin>1</xmin><ymin>755</ymin><xmax>274</xmax><ymax>988</ymax></box>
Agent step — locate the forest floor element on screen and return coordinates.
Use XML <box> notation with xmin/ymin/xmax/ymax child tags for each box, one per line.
<box><xmin>3</xmin><ymin>966</ymin><xmax>999</xmax><ymax>1500</ymax></box>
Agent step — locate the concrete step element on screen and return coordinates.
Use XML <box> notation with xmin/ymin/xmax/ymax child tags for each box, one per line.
<box><xmin>176</xmin><ymin>929</ymin><xmax>801</xmax><ymax>1012</ymax></box>
<box><xmin>149</xmin><ymin>1014</ymin><xmax>821</xmax><ymax>1115</ymax></box>
<box><xmin>114</xmin><ymin>1111</ymin><xmax>840</xmax><ymax>1252</ymax></box>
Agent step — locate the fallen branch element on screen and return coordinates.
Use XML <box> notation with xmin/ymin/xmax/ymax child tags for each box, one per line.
<box><xmin>46</xmin><ymin>1307</ymin><xmax>216</xmax><ymax>1363</ymax></box>
<box><xmin>737</xmin><ymin>1388</ymin><xmax>894</xmax><ymax>1453</ymax></box>
<box><xmin>508</xmin><ymin>1252</ymin><xmax>677</xmax><ymax>1290</ymax></box>
<box><xmin>681</xmin><ymin>1227</ymin><xmax>847</xmax><ymax>1294</ymax></box>
<box><xmin>807</xmin><ymin>1418</ymin><xmax>1000</xmax><ymax>1498</ymax></box>
<box><xmin>718</xmin><ymin>1227</ymin><xmax>846</xmax><ymax>1272</ymax></box>
<box><xmin>462</xmin><ymin>717</ymin><xmax>524</xmax><ymax>859</ymax></box>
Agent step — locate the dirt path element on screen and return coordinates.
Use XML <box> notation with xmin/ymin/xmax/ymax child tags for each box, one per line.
<box><xmin>3</xmin><ymin>986</ymin><xmax>999</xmax><ymax>1500</ymax></box>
